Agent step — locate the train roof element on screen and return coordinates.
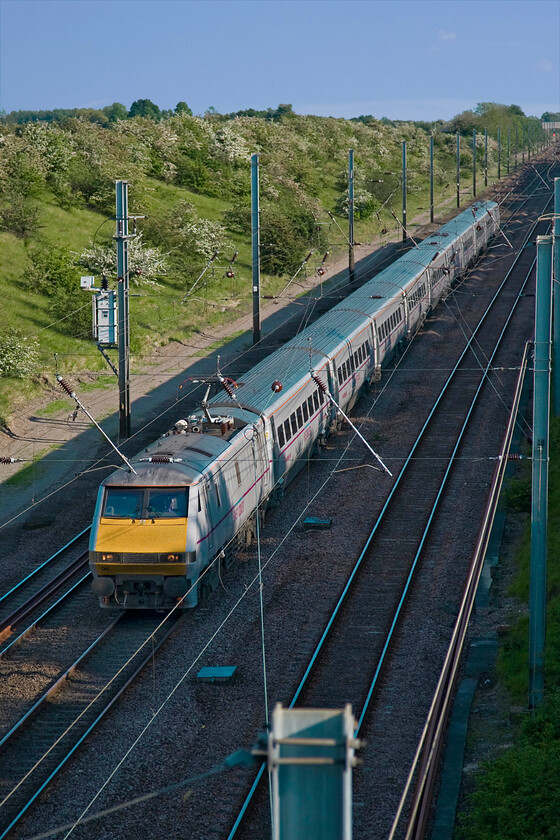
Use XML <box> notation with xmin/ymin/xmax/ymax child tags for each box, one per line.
<box><xmin>210</xmin><ymin>201</ymin><xmax>497</xmax><ymax>419</ymax></box>
<box><xmin>103</xmin><ymin>429</ymin><xmax>234</xmax><ymax>486</ymax></box>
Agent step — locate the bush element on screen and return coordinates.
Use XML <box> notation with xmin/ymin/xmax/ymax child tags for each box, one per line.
<box><xmin>458</xmin><ymin>691</ymin><xmax>560</xmax><ymax>840</ymax></box>
<box><xmin>47</xmin><ymin>286</ymin><xmax>93</xmax><ymax>338</ymax></box>
<box><xmin>0</xmin><ymin>194</ymin><xmax>39</xmax><ymax>237</ymax></box>
<box><xmin>223</xmin><ymin>203</ymin><xmax>252</xmax><ymax>236</ymax></box>
<box><xmin>502</xmin><ymin>476</ymin><xmax>532</xmax><ymax>513</ymax></box>
<box><xmin>25</xmin><ymin>243</ymin><xmax>79</xmax><ymax>296</ymax></box>
<box><xmin>78</xmin><ymin>233</ymin><xmax>167</xmax><ymax>285</ymax></box>
<box><xmin>0</xmin><ymin>328</ymin><xmax>39</xmax><ymax>377</ymax></box>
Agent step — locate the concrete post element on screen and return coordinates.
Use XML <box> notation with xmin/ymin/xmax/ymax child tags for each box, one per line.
<box><xmin>529</xmin><ymin>235</ymin><xmax>553</xmax><ymax>709</ymax></box>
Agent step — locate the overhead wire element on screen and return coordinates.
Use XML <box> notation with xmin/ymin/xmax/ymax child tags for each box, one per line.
<box><xmin>11</xmin><ymin>159</ymin><xmax>554</xmax><ymax>835</ymax></box>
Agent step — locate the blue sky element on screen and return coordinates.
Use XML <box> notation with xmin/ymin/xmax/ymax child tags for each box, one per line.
<box><xmin>1</xmin><ymin>0</ymin><xmax>559</xmax><ymax>121</ymax></box>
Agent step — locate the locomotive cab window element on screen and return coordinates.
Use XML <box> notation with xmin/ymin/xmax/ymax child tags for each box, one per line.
<box><xmin>147</xmin><ymin>488</ymin><xmax>188</xmax><ymax>518</ymax></box>
<box><xmin>103</xmin><ymin>487</ymin><xmax>188</xmax><ymax>519</ymax></box>
<box><xmin>103</xmin><ymin>488</ymin><xmax>143</xmax><ymax>519</ymax></box>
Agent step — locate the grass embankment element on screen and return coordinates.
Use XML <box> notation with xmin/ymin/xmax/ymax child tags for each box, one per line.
<box><xmin>0</xmin><ymin>112</ymin><xmax>514</xmax><ymax>427</ymax></box>
<box><xmin>457</xmin><ymin>418</ymin><xmax>560</xmax><ymax>839</ymax></box>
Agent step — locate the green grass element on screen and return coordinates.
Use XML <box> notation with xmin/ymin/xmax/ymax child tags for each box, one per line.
<box><xmin>457</xmin><ymin>416</ymin><xmax>560</xmax><ymax>838</ymax></box>
<box><xmin>0</xmin><ymin>116</ymin><xmax>526</xmax><ymax>426</ymax></box>
<box><xmin>4</xmin><ymin>447</ymin><xmax>56</xmax><ymax>488</ymax></box>
<box><xmin>35</xmin><ymin>398</ymin><xmax>69</xmax><ymax>416</ymax></box>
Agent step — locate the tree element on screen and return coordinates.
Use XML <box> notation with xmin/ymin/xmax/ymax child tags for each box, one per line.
<box><xmin>103</xmin><ymin>102</ymin><xmax>128</xmax><ymax>122</ymax></box>
<box><xmin>275</xmin><ymin>103</ymin><xmax>294</xmax><ymax>118</ymax></box>
<box><xmin>542</xmin><ymin>111</ymin><xmax>560</xmax><ymax>122</ymax></box>
<box><xmin>175</xmin><ymin>101</ymin><xmax>193</xmax><ymax>116</ymax></box>
<box><xmin>128</xmin><ymin>99</ymin><xmax>161</xmax><ymax>119</ymax></box>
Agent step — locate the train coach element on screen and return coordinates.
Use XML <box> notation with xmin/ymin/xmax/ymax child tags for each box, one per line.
<box><xmin>89</xmin><ymin>200</ymin><xmax>499</xmax><ymax>609</ymax></box>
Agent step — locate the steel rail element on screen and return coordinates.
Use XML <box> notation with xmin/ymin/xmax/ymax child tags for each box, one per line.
<box><xmin>355</xmin><ymin>253</ymin><xmax>537</xmax><ymax>735</ymax></box>
<box><xmin>0</xmin><ymin>617</ymin><xmax>122</xmax><ymax>751</ymax></box>
<box><xmin>394</xmin><ymin>340</ymin><xmax>532</xmax><ymax>840</ymax></box>
<box><xmin>0</xmin><ymin>527</ymin><xmax>90</xmax><ymax>607</ymax></box>
<box><xmin>0</xmin><ymin>610</ymin><xmax>185</xmax><ymax>839</ymax></box>
<box><xmin>0</xmin><ymin>552</ymin><xmax>89</xmax><ymax>644</ymax></box>
<box><xmin>0</xmin><ymin>573</ymin><xmax>90</xmax><ymax>659</ymax></box>
<box><xmin>295</xmin><ymin>202</ymin><xmax>550</xmax><ymax>723</ymax></box>
<box><xmin>226</xmin><ymin>179</ymin><xmax>554</xmax><ymax>840</ymax></box>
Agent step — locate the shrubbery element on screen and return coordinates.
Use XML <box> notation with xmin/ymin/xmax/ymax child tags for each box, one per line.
<box><xmin>458</xmin><ymin>692</ymin><xmax>560</xmax><ymax>840</ymax></box>
<box><xmin>0</xmin><ymin>328</ymin><xmax>39</xmax><ymax>377</ymax></box>
<box><xmin>25</xmin><ymin>243</ymin><xmax>91</xmax><ymax>337</ymax></box>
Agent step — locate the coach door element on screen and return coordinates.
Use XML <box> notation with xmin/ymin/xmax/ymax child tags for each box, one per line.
<box><xmin>203</xmin><ymin>479</ymin><xmax>214</xmax><ymax>552</ymax></box>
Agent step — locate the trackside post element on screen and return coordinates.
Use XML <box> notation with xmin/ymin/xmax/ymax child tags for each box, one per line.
<box><xmin>529</xmin><ymin>235</ymin><xmax>553</xmax><ymax>709</ymax></box>
<box><xmin>553</xmin><ymin>178</ymin><xmax>560</xmax><ymax>416</ymax></box>
<box><xmin>251</xmin><ymin>153</ymin><xmax>261</xmax><ymax>345</ymax></box>
<box><xmin>269</xmin><ymin>704</ymin><xmax>362</xmax><ymax>840</ymax></box>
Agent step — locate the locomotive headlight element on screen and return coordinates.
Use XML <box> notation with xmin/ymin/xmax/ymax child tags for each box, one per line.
<box><xmin>101</xmin><ymin>553</ymin><xmax>120</xmax><ymax>562</ymax></box>
<box><xmin>161</xmin><ymin>553</ymin><xmax>185</xmax><ymax>562</ymax></box>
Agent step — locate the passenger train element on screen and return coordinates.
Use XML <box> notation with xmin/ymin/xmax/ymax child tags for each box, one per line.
<box><xmin>89</xmin><ymin>200</ymin><xmax>499</xmax><ymax>609</ymax></box>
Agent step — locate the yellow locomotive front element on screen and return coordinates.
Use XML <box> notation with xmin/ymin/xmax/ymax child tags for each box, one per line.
<box><xmin>89</xmin><ymin>479</ymin><xmax>197</xmax><ymax>609</ymax></box>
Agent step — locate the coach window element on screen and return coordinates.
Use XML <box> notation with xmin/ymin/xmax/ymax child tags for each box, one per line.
<box><xmin>313</xmin><ymin>391</ymin><xmax>319</xmax><ymax>411</ymax></box>
<box><xmin>291</xmin><ymin>412</ymin><xmax>298</xmax><ymax>436</ymax></box>
<box><xmin>354</xmin><ymin>351</ymin><xmax>359</xmax><ymax>368</ymax></box>
<box><xmin>302</xmin><ymin>401</ymin><xmax>309</xmax><ymax>422</ymax></box>
<box><xmin>308</xmin><ymin>395</ymin><xmax>314</xmax><ymax>416</ymax></box>
<box><xmin>338</xmin><ymin>367</ymin><xmax>343</xmax><ymax>385</ymax></box>
<box><xmin>277</xmin><ymin>426</ymin><xmax>285</xmax><ymax>448</ymax></box>
<box><xmin>284</xmin><ymin>418</ymin><xmax>291</xmax><ymax>441</ymax></box>
<box><xmin>235</xmin><ymin>461</ymin><xmax>242</xmax><ymax>486</ymax></box>
<box><xmin>214</xmin><ymin>481</ymin><xmax>221</xmax><ymax>507</ymax></box>
<box><xmin>366</xmin><ymin>339</ymin><xmax>370</xmax><ymax>355</ymax></box>
<box><xmin>296</xmin><ymin>407</ymin><xmax>303</xmax><ymax>429</ymax></box>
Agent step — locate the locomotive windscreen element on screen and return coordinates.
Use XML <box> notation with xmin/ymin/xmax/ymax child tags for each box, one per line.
<box><xmin>103</xmin><ymin>487</ymin><xmax>189</xmax><ymax>519</ymax></box>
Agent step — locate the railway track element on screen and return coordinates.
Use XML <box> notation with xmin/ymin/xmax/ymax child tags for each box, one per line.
<box><xmin>224</xmin><ymin>173</ymin><xmax>555</xmax><ymax>838</ymax></box>
<box><xmin>0</xmin><ymin>161</ymin><xmax>554</xmax><ymax>840</ymax></box>
<box><xmin>0</xmin><ymin>528</ymin><xmax>91</xmax><ymax>650</ymax></box>
<box><xmin>0</xmin><ymin>610</ymin><xmax>184</xmax><ymax>839</ymax></box>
